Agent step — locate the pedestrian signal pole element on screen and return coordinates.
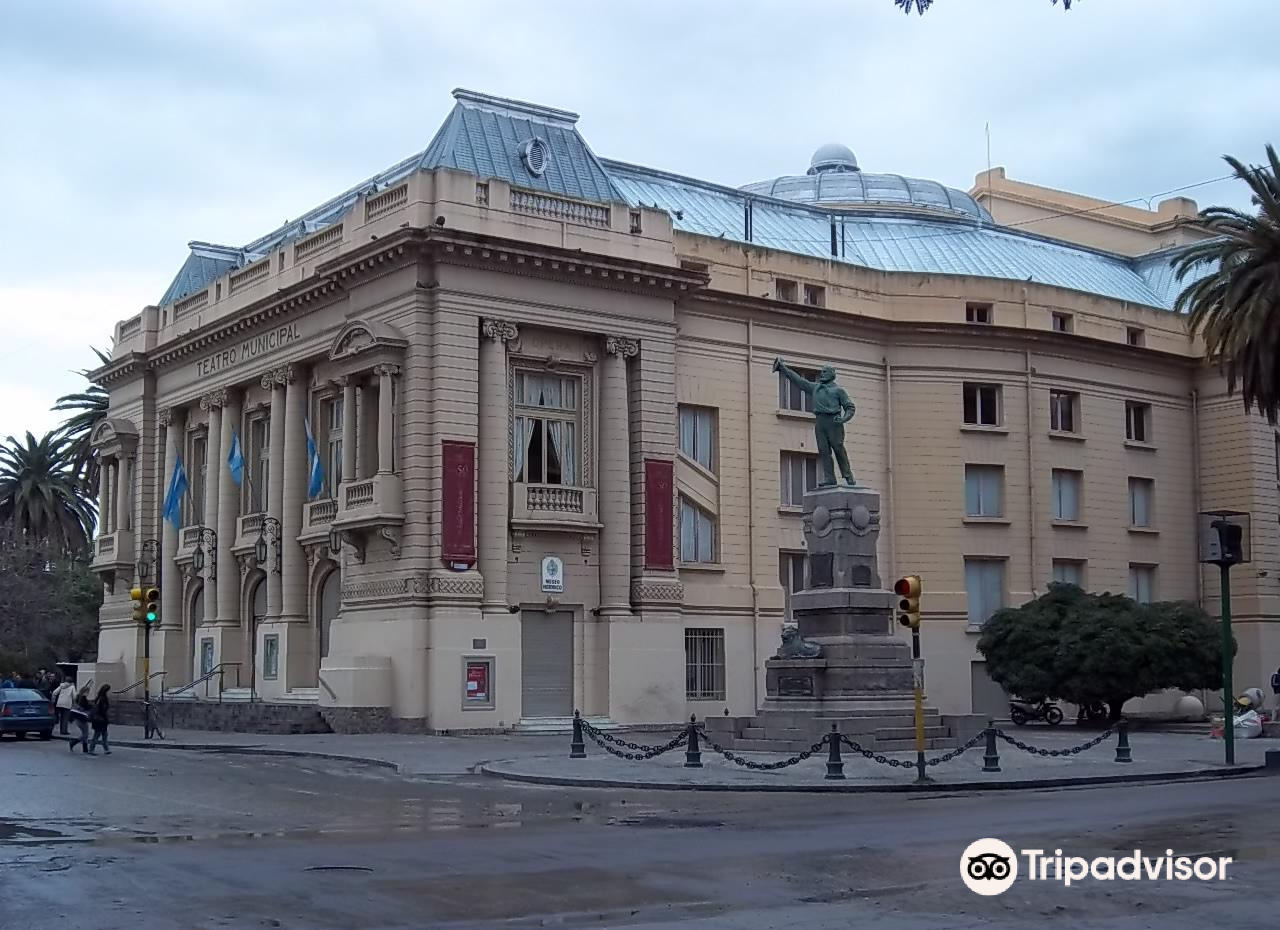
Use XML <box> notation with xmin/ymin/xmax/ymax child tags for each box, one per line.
<box><xmin>143</xmin><ymin>587</ymin><xmax>160</xmax><ymax>738</ymax></box>
<box><xmin>1199</xmin><ymin>511</ymin><xmax>1249</xmax><ymax>766</ymax></box>
<box><xmin>895</xmin><ymin>574</ymin><xmax>927</xmax><ymax>783</ymax></box>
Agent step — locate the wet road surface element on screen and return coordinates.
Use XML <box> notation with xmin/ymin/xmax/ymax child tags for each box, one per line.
<box><xmin>1</xmin><ymin>737</ymin><xmax>1276</xmax><ymax>929</ymax></box>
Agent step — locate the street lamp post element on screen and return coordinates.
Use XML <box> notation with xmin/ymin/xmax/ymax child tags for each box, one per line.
<box><xmin>1198</xmin><ymin>510</ymin><xmax>1250</xmax><ymax>765</ymax></box>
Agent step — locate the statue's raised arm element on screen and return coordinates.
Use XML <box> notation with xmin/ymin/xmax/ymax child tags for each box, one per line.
<box><xmin>773</xmin><ymin>357</ymin><xmax>816</xmax><ymax>395</ymax></box>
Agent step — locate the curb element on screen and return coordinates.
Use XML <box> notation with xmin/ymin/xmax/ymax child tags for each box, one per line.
<box><xmin>479</xmin><ymin>761</ymin><xmax>1269</xmax><ymax>793</ymax></box>
<box><xmin>53</xmin><ymin>734</ymin><xmax>401</xmax><ymax>772</ymax></box>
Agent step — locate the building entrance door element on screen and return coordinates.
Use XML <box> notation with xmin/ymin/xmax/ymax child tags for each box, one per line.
<box><xmin>520</xmin><ymin>610</ymin><xmax>573</xmax><ymax>717</ymax></box>
<box><xmin>970</xmin><ymin>660</ymin><xmax>1009</xmax><ymax>719</ymax></box>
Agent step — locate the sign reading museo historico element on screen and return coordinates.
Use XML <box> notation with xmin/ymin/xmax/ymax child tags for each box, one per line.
<box><xmin>193</xmin><ymin>324</ymin><xmax>303</xmax><ymax>379</ymax></box>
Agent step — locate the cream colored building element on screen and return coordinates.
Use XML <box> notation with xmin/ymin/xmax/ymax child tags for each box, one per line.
<box><xmin>89</xmin><ymin>88</ymin><xmax>1277</xmax><ymax>730</ymax></box>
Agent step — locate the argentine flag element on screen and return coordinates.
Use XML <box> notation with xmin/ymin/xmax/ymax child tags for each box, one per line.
<box><xmin>226</xmin><ymin>429</ymin><xmax>245</xmax><ymax>486</ymax></box>
<box><xmin>162</xmin><ymin>456</ymin><xmax>189</xmax><ymax>529</ymax></box>
<box><xmin>304</xmin><ymin>417</ymin><xmax>325</xmax><ymax>500</ymax></box>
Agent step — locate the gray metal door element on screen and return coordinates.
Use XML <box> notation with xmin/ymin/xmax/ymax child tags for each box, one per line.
<box><xmin>521</xmin><ymin>611</ymin><xmax>573</xmax><ymax>717</ymax></box>
<box><xmin>970</xmin><ymin>661</ymin><xmax>1008</xmax><ymax>718</ymax></box>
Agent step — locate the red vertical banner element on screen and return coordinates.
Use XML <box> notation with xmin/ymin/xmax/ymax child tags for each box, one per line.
<box><xmin>645</xmin><ymin>458</ymin><xmax>674</xmax><ymax>570</ymax></box>
<box><xmin>442</xmin><ymin>440</ymin><xmax>476</xmax><ymax>565</ymax></box>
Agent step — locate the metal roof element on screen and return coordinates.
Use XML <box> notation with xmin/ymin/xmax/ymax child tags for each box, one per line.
<box><xmin>156</xmin><ymin>88</ymin><xmax>1203</xmax><ymax>314</ymax></box>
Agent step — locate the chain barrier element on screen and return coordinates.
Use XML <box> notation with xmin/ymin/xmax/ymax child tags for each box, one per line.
<box><xmin>578</xmin><ymin>719</ymin><xmax>688</xmax><ymax>761</ymax></box>
<box><xmin>697</xmin><ymin>727</ymin><xmax>828</xmax><ymax>770</ymax></box>
<box><xmin>995</xmin><ymin>724</ymin><xmax>1116</xmax><ymax>757</ymax></box>
<box><xmin>924</xmin><ymin>729</ymin><xmax>989</xmax><ymax>767</ymax></box>
<box><xmin>838</xmin><ymin>734</ymin><xmax>917</xmax><ymax>769</ymax></box>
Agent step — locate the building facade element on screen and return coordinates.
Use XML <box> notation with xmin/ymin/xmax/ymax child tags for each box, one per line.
<box><xmin>89</xmin><ymin>88</ymin><xmax>1278</xmax><ymax>730</ymax></box>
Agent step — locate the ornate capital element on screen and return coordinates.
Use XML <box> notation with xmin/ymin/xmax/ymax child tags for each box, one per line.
<box><xmin>260</xmin><ymin>365</ymin><xmax>295</xmax><ymax>390</ymax></box>
<box><xmin>158</xmin><ymin>408</ymin><xmax>173</xmax><ymax>427</ymax></box>
<box><xmin>373</xmin><ymin>363</ymin><xmax>402</xmax><ymax>378</ymax></box>
<box><xmin>481</xmin><ymin>318</ymin><xmax>519</xmax><ymax>344</ymax></box>
<box><xmin>604</xmin><ymin>336</ymin><xmax>639</xmax><ymax>358</ymax></box>
<box><xmin>199</xmin><ymin>388</ymin><xmax>228</xmax><ymax>410</ymax></box>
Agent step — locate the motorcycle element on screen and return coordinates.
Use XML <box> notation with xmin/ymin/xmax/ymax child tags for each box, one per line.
<box><xmin>1008</xmin><ymin>698</ymin><xmax>1063</xmax><ymax>726</ymax></box>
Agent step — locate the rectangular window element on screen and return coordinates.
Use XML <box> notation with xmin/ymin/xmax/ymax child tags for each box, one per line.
<box><xmin>1128</xmin><ymin>564</ymin><xmax>1156</xmax><ymax>604</ymax></box>
<box><xmin>1125</xmin><ymin>401</ymin><xmax>1151</xmax><ymax>443</ymax></box>
<box><xmin>1052</xmin><ymin>312</ymin><xmax>1074</xmax><ymax>333</ymax></box>
<box><xmin>775</xmin><ymin>278</ymin><xmax>797</xmax><ymax>302</ymax></box>
<box><xmin>778</xmin><ymin>366</ymin><xmax>818</xmax><ymax>413</ymax></box>
<box><xmin>803</xmin><ymin>284</ymin><xmax>825</xmax><ymax>307</ymax></box>
<box><xmin>1129</xmin><ymin>477</ymin><xmax>1154</xmax><ymax>528</ymax></box>
<box><xmin>965</xmin><ymin>558</ymin><xmax>1006</xmax><ymax>627</ymax></box>
<box><xmin>779</xmin><ymin>551</ymin><xmax>805</xmax><ymax>623</ymax></box>
<box><xmin>1126</xmin><ymin>326</ymin><xmax>1146</xmax><ymax>347</ymax></box>
<box><xmin>262</xmin><ymin>634</ymin><xmax>279</xmax><ymax>680</ymax></box>
<box><xmin>323</xmin><ymin>396</ymin><xmax>343</xmax><ymax>497</ymax></box>
<box><xmin>1052</xmin><ymin>559</ymin><xmax>1085</xmax><ymax>587</ymax></box>
<box><xmin>187</xmin><ymin>433</ymin><xmax>207</xmax><ymax>525</ymax></box>
<box><xmin>1051</xmin><ymin>469</ymin><xmax>1082</xmax><ymax>521</ymax></box>
<box><xmin>962</xmin><ymin>383</ymin><xmax>1001</xmax><ymax>427</ymax></box>
<box><xmin>199</xmin><ymin>638</ymin><xmax>215</xmax><ymax>675</ymax></box>
<box><xmin>678</xmin><ymin>406</ymin><xmax>716</xmax><ymax>472</ymax></box>
<box><xmin>679</xmin><ymin>497</ymin><xmax>717</xmax><ymax>564</ymax></box>
<box><xmin>780</xmin><ymin>452</ymin><xmax>819</xmax><ymax>508</ymax></box>
<box><xmin>685</xmin><ymin>628</ymin><xmax>726</xmax><ymax>701</ymax></box>
<box><xmin>246</xmin><ymin>415</ymin><xmax>270</xmax><ymax>513</ymax></box>
<box><xmin>513</xmin><ymin>371</ymin><xmax>580</xmax><ymax>486</ymax></box>
<box><xmin>964</xmin><ymin>464</ymin><xmax>1004</xmax><ymax>517</ymax></box>
<box><xmin>966</xmin><ymin>302</ymin><xmax>993</xmax><ymax>324</ymax></box>
<box><xmin>1049</xmin><ymin>390</ymin><xmax>1078</xmax><ymax>433</ymax></box>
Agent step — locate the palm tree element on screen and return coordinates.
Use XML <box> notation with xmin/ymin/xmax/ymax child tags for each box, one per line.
<box><xmin>0</xmin><ymin>432</ymin><xmax>97</xmax><ymax>556</ymax></box>
<box><xmin>52</xmin><ymin>347</ymin><xmax>110</xmax><ymax>491</ymax></box>
<box><xmin>1175</xmin><ymin>144</ymin><xmax>1280</xmax><ymax>423</ymax></box>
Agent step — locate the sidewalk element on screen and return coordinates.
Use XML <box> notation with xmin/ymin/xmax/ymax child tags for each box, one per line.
<box><xmin>59</xmin><ymin>725</ymin><xmax>1276</xmax><ymax>791</ymax></box>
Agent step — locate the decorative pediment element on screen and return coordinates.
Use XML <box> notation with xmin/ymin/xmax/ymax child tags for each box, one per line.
<box><xmin>329</xmin><ymin>319</ymin><xmax>407</xmax><ymax>362</ymax></box>
<box><xmin>90</xmin><ymin>417</ymin><xmax>140</xmax><ymax>455</ymax></box>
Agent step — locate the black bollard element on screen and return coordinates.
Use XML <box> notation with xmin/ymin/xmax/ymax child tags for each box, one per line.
<box><xmin>982</xmin><ymin>723</ymin><xmax>1001</xmax><ymax>773</ymax></box>
<box><xmin>570</xmin><ymin>709</ymin><xmax>586</xmax><ymax>759</ymax></box>
<box><xmin>1114</xmin><ymin>718</ymin><xmax>1132</xmax><ymax>764</ymax></box>
<box><xmin>685</xmin><ymin>714</ymin><xmax>703</xmax><ymax>768</ymax></box>
<box><xmin>825</xmin><ymin>723</ymin><xmax>845</xmax><ymax>780</ymax></box>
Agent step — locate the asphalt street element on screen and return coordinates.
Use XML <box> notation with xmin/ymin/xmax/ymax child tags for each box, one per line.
<box><xmin>1</xmin><ymin>736</ymin><xmax>1276</xmax><ymax>930</ymax></box>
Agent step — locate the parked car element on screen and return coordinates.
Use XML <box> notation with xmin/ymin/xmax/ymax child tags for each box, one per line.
<box><xmin>0</xmin><ymin>688</ymin><xmax>55</xmax><ymax>740</ymax></box>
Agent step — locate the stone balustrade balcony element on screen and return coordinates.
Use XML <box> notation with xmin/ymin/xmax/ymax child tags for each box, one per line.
<box><xmin>300</xmin><ymin>498</ymin><xmax>339</xmax><ymax>543</ymax></box>
<box><xmin>89</xmin><ymin>529</ymin><xmax>135</xmax><ymax>577</ymax></box>
<box><xmin>333</xmin><ymin>473</ymin><xmax>403</xmax><ymax>532</ymax></box>
<box><xmin>511</xmin><ymin>482</ymin><xmax>599</xmax><ymax>531</ymax></box>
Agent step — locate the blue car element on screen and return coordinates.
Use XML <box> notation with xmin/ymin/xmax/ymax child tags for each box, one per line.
<box><xmin>0</xmin><ymin>689</ymin><xmax>55</xmax><ymax>740</ymax></box>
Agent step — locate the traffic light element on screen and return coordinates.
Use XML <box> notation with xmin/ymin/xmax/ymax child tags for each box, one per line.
<box><xmin>894</xmin><ymin>575</ymin><xmax>922</xmax><ymax>630</ymax></box>
<box><xmin>144</xmin><ymin>587</ymin><xmax>161</xmax><ymax>625</ymax></box>
<box><xmin>1211</xmin><ymin>520</ymin><xmax>1245</xmax><ymax>566</ymax></box>
<box><xmin>130</xmin><ymin>587</ymin><xmax>145</xmax><ymax>624</ymax></box>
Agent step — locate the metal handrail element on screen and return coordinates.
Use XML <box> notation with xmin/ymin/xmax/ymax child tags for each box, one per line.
<box><xmin>168</xmin><ymin>663</ymin><xmax>242</xmax><ymax>702</ymax></box>
<box><xmin>114</xmin><ymin>671</ymin><xmax>168</xmax><ymax>698</ymax></box>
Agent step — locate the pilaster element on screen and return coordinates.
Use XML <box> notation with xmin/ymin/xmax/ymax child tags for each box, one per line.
<box><xmin>599</xmin><ymin>335</ymin><xmax>638</xmax><ymax>617</ymax></box>
<box><xmin>479</xmin><ymin>318</ymin><xmax>518</xmax><ymax>615</ymax></box>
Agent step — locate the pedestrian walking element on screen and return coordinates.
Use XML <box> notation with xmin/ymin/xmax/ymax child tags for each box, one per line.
<box><xmin>87</xmin><ymin>684</ymin><xmax>111</xmax><ymax>756</ymax></box>
<box><xmin>52</xmin><ymin>678</ymin><xmax>76</xmax><ymax>735</ymax></box>
<box><xmin>68</xmin><ymin>686</ymin><xmax>91</xmax><ymax>753</ymax></box>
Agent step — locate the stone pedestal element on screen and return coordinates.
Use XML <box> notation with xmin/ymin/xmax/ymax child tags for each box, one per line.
<box><xmin>707</xmin><ymin>485</ymin><xmax>983</xmax><ymax>752</ymax></box>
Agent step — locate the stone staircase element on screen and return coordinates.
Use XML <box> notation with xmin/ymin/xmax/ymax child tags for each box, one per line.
<box><xmin>702</xmin><ymin>707</ymin><xmax>986</xmax><ymax>754</ymax></box>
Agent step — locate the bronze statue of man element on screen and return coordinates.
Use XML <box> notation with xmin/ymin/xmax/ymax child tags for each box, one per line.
<box><xmin>774</xmin><ymin>358</ymin><xmax>857</xmax><ymax>487</ymax></box>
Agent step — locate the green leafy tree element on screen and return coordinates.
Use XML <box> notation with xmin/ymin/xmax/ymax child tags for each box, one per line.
<box><xmin>0</xmin><ymin>431</ymin><xmax>97</xmax><ymax>556</ymax></box>
<box><xmin>1175</xmin><ymin>144</ymin><xmax>1280</xmax><ymax>423</ymax></box>
<box><xmin>52</xmin><ymin>347</ymin><xmax>110</xmax><ymax>491</ymax></box>
<box><xmin>978</xmin><ymin>583</ymin><xmax>1225</xmax><ymax>722</ymax></box>
<box><xmin>0</xmin><ymin>530</ymin><xmax>100</xmax><ymax>671</ymax></box>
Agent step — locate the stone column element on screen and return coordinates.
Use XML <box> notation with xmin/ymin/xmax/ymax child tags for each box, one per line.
<box><xmin>216</xmin><ymin>390</ymin><xmax>242</xmax><ymax>624</ymax></box>
<box><xmin>115</xmin><ymin>457</ymin><xmax>131</xmax><ymax>533</ymax></box>
<box><xmin>340</xmin><ymin>377</ymin><xmax>356</xmax><ymax>487</ymax></box>
<box><xmin>479</xmin><ymin>319</ymin><xmax>517</xmax><ymax>613</ymax></box>
<box><xmin>97</xmin><ymin>457</ymin><xmax>111</xmax><ymax>534</ymax></box>
<box><xmin>376</xmin><ymin>364</ymin><xmax>399</xmax><ymax>475</ymax></box>
<box><xmin>281</xmin><ymin>366</ymin><xmax>307</xmax><ymax>620</ymax></box>
<box><xmin>265</xmin><ymin>371</ymin><xmax>287</xmax><ymax>618</ymax></box>
<box><xmin>200</xmin><ymin>391</ymin><xmax>224</xmax><ymax>621</ymax></box>
<box><xmin>599</xmin><ymin>336</ymin><xmax>638</xmax><ymax>615</ymax></box>
<box><xmin>159</xmin><ymin>407</ymin><xmax>185</xmax><ymax>631</ymax></box>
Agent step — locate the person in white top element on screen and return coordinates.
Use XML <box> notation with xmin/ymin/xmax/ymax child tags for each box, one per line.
<box><xmin>52</xmin><ymin>679</ymin><xmax>76</xmax><ymax>736</ymax></box>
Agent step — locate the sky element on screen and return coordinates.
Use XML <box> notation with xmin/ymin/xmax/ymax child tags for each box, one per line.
<box><xmin>1</xmin><ymin>0</ymin><xmax>1277</xmax><ymax>446</ymax></box>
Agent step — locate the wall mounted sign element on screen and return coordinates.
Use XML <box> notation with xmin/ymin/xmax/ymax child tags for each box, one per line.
<box><xmin>442</xmin><ymin>441</ymin><xmax>476</xmax><ymax>565</ymax></box>
<box><xmin>193</xmin><ymin>323</ymin><xmax>303</xmax><ymax>380</ymax></box>
<box><xmin>541</xmin><ymin>556</ymin><xmax>565</xmax><ymax>594</ymax></box>
<box><xmin>465</xmin><ymin>660</ymin><xmax>491</xmax><ymax>704</ymax></box>
<box><xmin>645</xmin><ymin>459</ymin><xmax>674</xmax><ymax>570</ymax></box>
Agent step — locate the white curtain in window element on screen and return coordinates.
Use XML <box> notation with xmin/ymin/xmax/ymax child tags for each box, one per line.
<box><xmin>966</xmin><ymin>560</ymin><xmax>1004</xmax><ymax>625</ymax></box>
<box><xmin>1129</xmin><ymin>479</ymin><xmax>1151</xmax><ymax>526</ymax></box>
<box><xmin>513</xmin><ymin>416</ymin><xmax>535</xmax><ymax>482</ymax></box>
<box><xmin>695</xmin><ymin>411</ymin><xmax>712</xmax><ymax>469</ymax></box>
<box><xmin>965</xmin><ymin>466</ymin><xmax>1001</xmax><ymax>517</ymax></box>
<box><xmin>1052</xmin><ymin>470</ymin><xmax>1079</xmax><ymax>521</ymax></box>
<box><xmin>680</xmin><ymin>409</ymin><xmax>696</xmax><ymax>459</ymax></box>
<box><xmin>680</xmin><ymin>499</ymin><xmax>696</xmax><ymax>562</ymax></box>
<box><xmin>697</xmin><ymin>509</ymin><xmax>715</xmax><ymax>562</ymax></box>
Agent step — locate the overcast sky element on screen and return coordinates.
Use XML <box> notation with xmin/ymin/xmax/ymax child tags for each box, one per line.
<box><xmin>1</xmin><ymin>0</ymin><xmax>1276</xmax><ymax>445</ymax></box>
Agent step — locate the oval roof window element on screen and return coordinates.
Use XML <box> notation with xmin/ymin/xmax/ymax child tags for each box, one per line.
<box><xmin>520</xmin><ymin>138</ymin><xmax>549</xmax><ymax>178</ymax></box>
